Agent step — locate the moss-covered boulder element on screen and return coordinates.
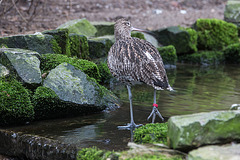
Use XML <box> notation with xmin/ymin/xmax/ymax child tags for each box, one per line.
<box><xmin>134</xmin><ymin>123</ymin><xmax>168</xmax><ymax>145</ymax></box>
<box><xmin>0</xmin><ymin>64</ymin><xmax>9</xmax><ymax>78</ymax></box>
<box><xmin>158</xmin><ymin>45</ymin><xmax>177</xmax><ymax>65</ymax></box>
<box><xmin>36</xmin><ymin>63</ymin><xmax>118</xmax><ymax>119</ymax></box>
<box><xmin>0</xmin><ymin>48</ymin><xmax>42</xmax><ymax>88</ymax></box>
<box><xmin>95</xmin><ymin>60</ymin><xmax>112</xmax><ymax>84</ymax></box>
<box><xmin>40</xmin><ymin>53</ymin><xmax>101</xmax><ymax>82</ymax></box>
<box><xmin>42</xmin><ymin>28</ymin><xmax>71</xmax><ymax>56</ymax></box>
<box><xmin>0</xmin><ymin>78</ymin><xmax>34</xmax><ymax>125</ymax></box>
<box><xmin>88</xmin><ymin>37</ymin><xmax>113</xmax><ymax>59</ymax></box>
<box><xmin>69</xmin><ymin>34</ymin><xmax>89</xmax><ymax>59</ymax></box>
<box><xmin>131</xmin><ymin>32</ymin><xmax>146</xmax><ymax>40</ymax></box>
<box><xmin>57</xmin><ymin>18</ymin><xmax>97</xmax><ymax>37</ymax></box>
<box><xmin>223</xmin><ymin>42</ymin><xmax>240</xmax><ymax>64</ymax></box>
<box><xmin>92</xmin><ymin>21</ymin><xmax>115</xmax><ymax>37</ymax></box>
<box><xmin>0</xmin><ymin>33</ymin><xmax>60</xmax><ymax>54</ymax></box>
<box><xmin>178</xmin><ymin>51</ymin><xmax>224</xmax><ymax>65</ymax></box>
<box><xmin>188</xmin><ymin>144</ymin><xmax>240</xmax><ymax>160</ymax></box>
<box><xmin>224</xmin><ymin>0</ymin><xmax>240</xmax><ymax>26</ymax></box>
<box><xmin>168</xmin><ymin>111</ymin><xmax>240</xmax><ymax>151</ymax></box>
<box><xmin>77</xmin><ymin>147</ymin><xmax>118</xmax><ymax>160</ymax></box>
<box><xmin>153</xmin><ymin>26</ymin><xmax>198</xmax><ymax>54</ymax></box>
<box><xmin>194</xmin><ymin>18</ymin><xmax>239</xmax><ymax>50</ymax></box>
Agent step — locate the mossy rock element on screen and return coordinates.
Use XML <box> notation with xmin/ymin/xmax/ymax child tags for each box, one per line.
<box><xmin>178</xmin><ymin>51</ymin><xmax>224</xmax><ymax>65</ymax></box>
<box><xmin>88</xmin><ymin>37</ymin><xmax>113</xmax><ymax>59</ymax></box>
<box><xmin>96</xmin><ymin>60</ymin><xmax>112</xmax><ymax>84</ymax></box>
<box><xmin>158</xmin><ymin>45</ymin><xmax>177</xmax><ymax>65</ymax></box>
<box><xmin>92</xmin><ymin>21</ymin><xmax>115</xmax><ymax>37</ymax></box>
<box><xmin>223</xmin><ymin>42</ymin><xmax>240</xmax><ymax>64</ymax></box>
<box><xmin>224</xmin><ymin>0</ymin><xmax>240</xmax><ymax>26</ymax></box>
<box><xmin>69</xmin><ymin>33</ymin><xmax>89</xmax><ymax>59</ymax></box>
<box><xmin>131</xmin><ymin>32</ymin><xmax>146</xmax><ymax>40</ymax></box>
<box><xmin>42</xmin><ymin>28</ymin><xmax>71</xmax><ymax>56</ymax></box>
<box><xmin>57</xmin><ymin>18</ymin><xmax>97</xmax><ymax>37</ymax></box>
<box><xmin>153</xmin><ymin>26</ymin><xmax>198</xmax><ymax>54</ymax></box>
<box><xmin>194</xmin><ymin>18</ymin><xmax>239</xmax><ymax>50</ymax></box>
<box><xmin>40</xmin><ymin>53</ymin><xmax>101</xmax><ymax>82</ymax></box>
<box><xmin>77</xmin><ymin>147</ymin><xmax>118</xmax><ymax>160</ymax></box>
<box><xmin>0</xmin><ymin>33</ymin><xmax>60</xmax><ymax>54</ymax></box>
<box><xmin>134</xmin><ymin>123</ymin><xmax>168</xmax><ymax>145</ymax></box>
<box><xmin>0</xmin><ymin>64</ymin><xmax>9</xmax><ymax>78</ymax></box>
<box><xmin>0</xmin><ymin>78</ymin><xmax>34</xmax><ymax>125</ymax></box>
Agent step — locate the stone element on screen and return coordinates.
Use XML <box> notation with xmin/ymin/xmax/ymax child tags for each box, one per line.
<box><xmin>224</xmin><ymin>0</ymin><xmax>240</xmax><ymax>26</ymax></box>
<box><xmin>42</xmin><ymin>28</ymin><xmax>71</xmax><ymax>56</ymax></box>
<box><xmin>0</xmin><ymin>64</ymin><xmax>9</xmax><ymax>77</ymax></box>
<box><xmin>223</xmin><ymin>43</ymin><xmax>240</xmax><ymax>64</ymax></box>
<box><xmin>158</xmin><ymin>45</ymin><xmax>177</xmax><ymax>65</ymax></box>
<box><xmin>168</xmin><ymin>110</ymin><xmax>240</xmax><ymax>151</ymax></box>
<box><xmin>88</xmin><ymin>36</ymin><xmax>114</xmax><ymax>59</ymax></box>
<box><xmin>194</xmin><ymin>18</ymin><xmax>238</xmax><ymax>50</ymax></box>
<box><xmin>41</xmin><ymin>63</ymin><xmax>119</xmax><ymax>118</ymax></box>
<box><xmin>153</xmin><ymin>26</ymin><xmax>197</xmax><ymax>55</ymax></box>
<box><xmin>91</xmin><ymin>21</ymin><xmax>115</xmax><ymax>37</ymax></box>
<box><xmin>0</xmin><ymin>48</ymin><xmax>42</xmax><ymax>88</ymax></box>
<box><xmin>68</xmin><ymin>33</ymin><xmax>89</xmax><ymax>59</ymax></box>
<box><xmin>179</xmin><ymin>51</ymin><xmax>224</xmax><ymax>66</ymax></box>
<box><xmin>143</xmin><ymin>32</ymin><xmax>160</xmax><ymax>48</ymax></box>
<box><xmin>0</xmin><ymin>33</ymin><xmax>60</xmax><ymax>54</ymax></box>
<box><xmin>57</xmin><ymin>18</ymin><xmax>97</xmax><ymax>37</ymax></box>
<box><xmin>0</xmin><ymin>129</ymin><xmax>76</xmax><ymax>160</ymax></box>
<box><xmin>188</xmin><ymin>144</ymin><xmax>240</xmax><ymax>160</ymax></box>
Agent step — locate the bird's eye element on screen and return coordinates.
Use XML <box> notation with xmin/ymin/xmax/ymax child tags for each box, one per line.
<box><xmin>125</xmin><ymin>22</ymin><xmax>131</xmax><ymax>26</ymax></box>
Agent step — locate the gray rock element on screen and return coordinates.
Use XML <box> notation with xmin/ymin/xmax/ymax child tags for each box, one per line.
<box><xmin>143</xmin><ymin>32</ymin><xmax>160</xmax><ymax>48</ymax></box>
<box><xmin>224</xmin><ymin>0</ymin><xmax>240</xmax><ymax>26</ymax></box>
<box><xmin>43</xmin><ymin>62</ymin><xmax>118</xmax><ymax>110</ymax></box>
<box><xmin>92</xmin><ymin>21</ymin><xmax>115</xmax><ymax>37</ymax></box>
<box><xmin>0</xmin><ymin>64</ymin><xmax>9</xmax><ymax>77</ymax></box>
<box><xmin>57</xmin><ymin>18</ymin><xmax>97</xmax><ymax>37</ymax></box>
<box><xmin>0</xmin><ymin>33</ymin><xmax>59</xmax><ymax>54</ymax></box>
<box><xmin>188</xmin><ymin>144</ymin><xmax>240</xmax><ymax>160</ymax></box>
<box><xmin>88</xmin><ymin>36</ymin><xmax>114</xmax><ymax>59</ymax></box>
<box><xmin>0</xmin><ymin>48</ymin><xmax>42</xmax><ymax>88</ymax></box>
<box><xmin>168</xmin><ymin>110</ymin><xmax>240</xmax><ymax>151</ymax></box>
<box><xmin>153</xmin><ymin>26</ymin><xmax>197</xmax><ymax>54</ymax></box>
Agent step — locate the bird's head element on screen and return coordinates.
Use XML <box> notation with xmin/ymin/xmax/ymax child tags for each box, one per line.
<box><xmin>114</xmin><ymin>18</ymin><xmax>152</xmax><ymax>41</ymax></box>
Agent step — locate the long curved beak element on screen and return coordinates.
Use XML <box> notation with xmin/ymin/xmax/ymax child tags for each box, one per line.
<box><xmin>131</xmin><ymin>27</ymin><xmax>155</xmax><ymax>36</ymax></box>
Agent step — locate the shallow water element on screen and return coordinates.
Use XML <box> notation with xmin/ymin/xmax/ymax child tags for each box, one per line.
<box><xmin>6</xmin><ymin>64</ymin><xmax>240</xmax><ymax>151</ymax></box>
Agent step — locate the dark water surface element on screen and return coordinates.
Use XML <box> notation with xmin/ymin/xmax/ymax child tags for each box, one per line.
<box><xmin>6</xmin><ymin>64</ymin><xmax>240</xmax><ymax>151</ymax></box>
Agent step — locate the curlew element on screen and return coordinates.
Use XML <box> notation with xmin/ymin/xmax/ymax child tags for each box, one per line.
<box><xmin>107</xmin><ymin>18</ymin><xmax>173</xmax><ymax>129</ymax></box>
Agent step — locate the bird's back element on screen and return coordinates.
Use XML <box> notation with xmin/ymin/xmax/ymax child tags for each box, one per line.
<box><xmin>108</xmin><ymin>37</ymin><xmax>172</xmax><ymax>90</ymax></box>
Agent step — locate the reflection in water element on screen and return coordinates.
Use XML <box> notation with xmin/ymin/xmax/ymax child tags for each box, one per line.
<box><xmin>6</xmin><ymin>64</ymin><xmax>240</xmax><ymax>151</ymax></box>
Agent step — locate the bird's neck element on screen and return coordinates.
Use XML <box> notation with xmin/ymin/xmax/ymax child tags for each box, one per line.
<box><xmin>114</xmin><ymin>30</ymin><xmax>131</xmax><ymax>41</ymax></box>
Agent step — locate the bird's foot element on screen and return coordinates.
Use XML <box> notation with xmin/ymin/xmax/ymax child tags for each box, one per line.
<box><xmin>118</xmin><ymin>122</ymin><xmax>142</xmax><ymax>130</ymax></box>
<box><xmin>147</xmin><ymin>104</ymin><xmax>164</xmax><ymax>123</ymax></box>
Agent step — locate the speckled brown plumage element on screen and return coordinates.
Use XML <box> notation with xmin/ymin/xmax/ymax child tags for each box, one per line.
<box><xmin>108</xmin><ymin>18</ymin><xmax>172</xmax><ymax>91</ymax></box>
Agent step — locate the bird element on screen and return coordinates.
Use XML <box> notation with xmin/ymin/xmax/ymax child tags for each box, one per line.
<box><xmin>107</xmin><ymin>18</ymin><xmax>173</xmax><ymax>129</ymax></box>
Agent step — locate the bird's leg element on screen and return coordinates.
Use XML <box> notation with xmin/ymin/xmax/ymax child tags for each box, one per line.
<box><xmin>118</xmin><ymin>85</ymin><xmax>142</xmax><ymax>130</ymax></box>
<box><xmin>147</xmin><ymin>89</ymin><xmax>164</xmax><ymax>123</ymax></box>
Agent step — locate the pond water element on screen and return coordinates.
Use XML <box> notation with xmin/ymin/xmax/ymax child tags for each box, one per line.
<box><xmin>6</xmin><ymin>64</ymin><xmax>240</xmax><ymax>151</ymax></box>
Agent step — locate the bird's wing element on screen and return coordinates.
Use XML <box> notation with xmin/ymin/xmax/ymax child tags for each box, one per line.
<box><xmin>108</xmin><ymin>37</ymin><xmax>170</xmax><ymax>89</ymax></box>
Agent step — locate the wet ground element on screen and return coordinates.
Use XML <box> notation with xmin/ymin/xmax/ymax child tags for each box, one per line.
<box><xmin>0</xmin><ymin>0</ymin><xmax>227</xmax><ymax>37</ymax></box>
<box><xmin>4</xmin><ymin>63</ymin><xmax>240</xmax><ymax>151</ymax></box>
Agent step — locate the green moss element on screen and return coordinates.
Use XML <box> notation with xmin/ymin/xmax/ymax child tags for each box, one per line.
<box><xmin>43</xmin><ymin>28</ymin><xmax>71</xmax><ymax>56</ymax></box>
<box><xmin>97</xmin><ymin>61</ymin><xmax>112</xmax><ymax>83</ymax></box>
<box><xmin>195</xmin><ymin>18</ymin><xmax>239</xmax><ymax>50</ymax></box>
<box><xmin>88</xmin><ymin>38</ymin><xmax>113</xmax><ymax>59</ymax></box>
<box><xmin>223</xmin><ymin>43</ymin><xmax>240</xmax><ymax>64</ymax></box>
<box><xmin>50</xmin><ymin>39</ymin><xmax>62</xmax><ymax>54</ymax></box>
<box><xmin>131</xmin><ymin>32</ymin><xmax>146</xmax><ymax>40</ymax></box>
<box><xmin>125</xmin><ymin>154</ymin><xmax>182</xmax><ymax>160</ymax></box>
<box><xmin>158</xmin><ymin>45</ymin><xmax>177</xmax><ymax>65</ymax></box>
<box><xmin>40</xmin><ymin>54</ymin><xmax>101</xmax><ymax>82</ymax></box>
<box><xmin>180</xmin><ymin>27</ymin><xmax>198</xmax><ymax>53</ymax></box>
<box><xmin>77</xmin><ymin>147</ymin><xmax>119</xmax><ymax>160</ymax></box>
<box><xmin>134</xmin><ymin>123</ymin><xmax>168</xmax><ymax>145</ymax></box>
<box><xmin>179</xmin><ymin>51</ymin><xmax>224</xmax><ymax>65</ymax></box>
<box><xmin>0</xmin><ymin>77</ymin><xmax>34</xmax><ymax>125</ymax></box>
